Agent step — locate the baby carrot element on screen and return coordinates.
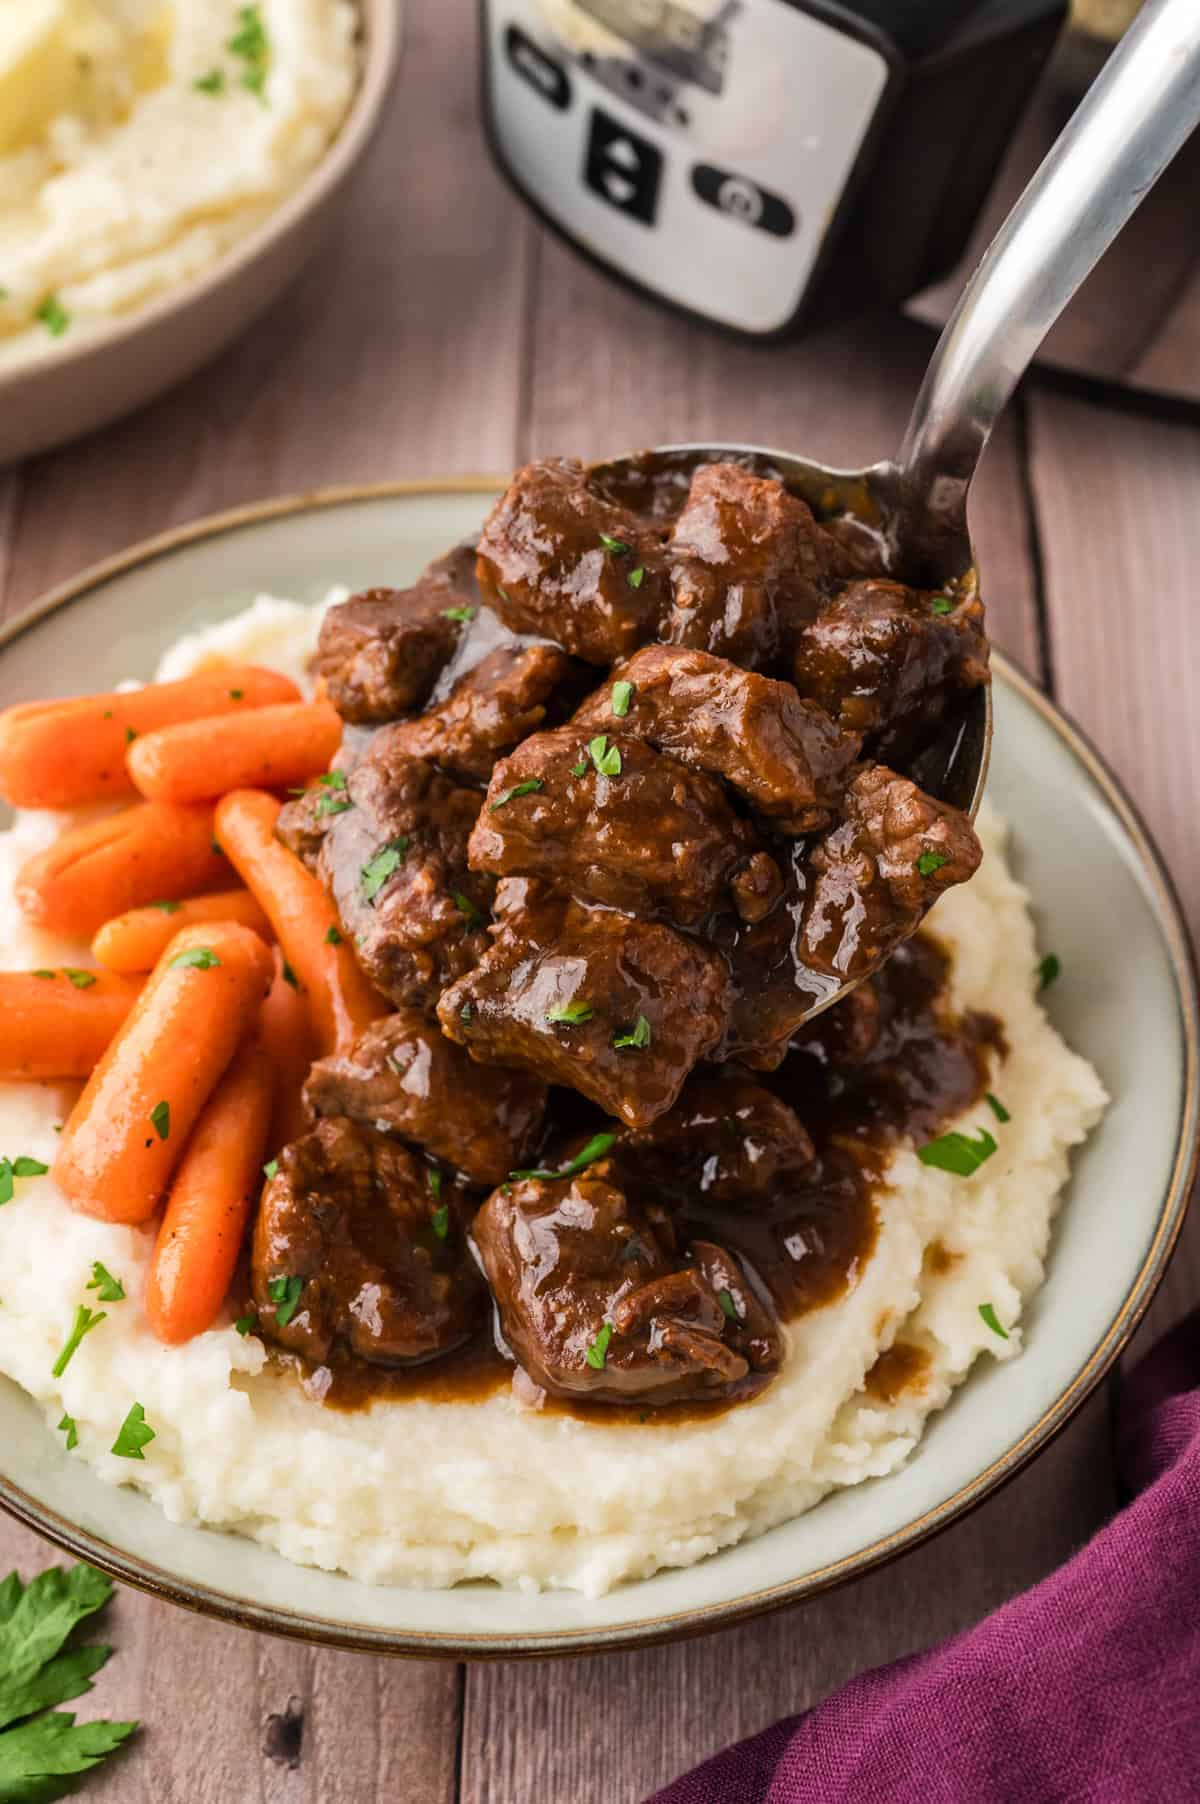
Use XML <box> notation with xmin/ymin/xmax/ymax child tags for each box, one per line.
<box><xmin>54</xmin><ymin>921</ymin><xmax>274</xmax><ymax>1225</ymax></box>
<box><xmin>127</xmin><ymin>702</ymin><xmax>343</xmax><ymax>804</ymax></box>
<box><xmin>92</xmin><ymin>889</ymin><xmax>271</xmax><ymax>973</ymax></box>
<box><xmin>258</xmin><ymin>949</ymin><xmax>314</xmax><ymax>1152</ymax></box>
<box><xmin>0</xmin><ymin>666</ymin><xmax>301</xmax><ymax>809</ymax></box>
<box><xmin>0</xmin><ymin>969</ymin><xmax>142</xmax><ymax>1080</ymax></box>
<box><xmin>144</xmin><ymin>1032</ymin><xmax>274</xmax><ymax>1345</ymax></box>
<box><xmin>215</xmin><ymin>789</ymin><xmax>387</xmax><ymax>1057</ymax></box>
<box><xmin>16</xmin><ymin>802</ymin><xmax>228</xmax><ymax>939</ymax></box>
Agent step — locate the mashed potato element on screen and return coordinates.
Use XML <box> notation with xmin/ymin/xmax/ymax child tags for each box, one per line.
<box><xmin>0</xmin><ymin>597</ymin><xmax>1108</xmax><ymax>1595</ymax></box>
<box><xmin>0</xmin><ymin>0</ymin><xmax>358</xmax><ymax>370</ymax></box>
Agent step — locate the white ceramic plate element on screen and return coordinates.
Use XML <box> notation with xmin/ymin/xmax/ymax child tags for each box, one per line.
<box><xmin>0</xmin><ymin>482</ymin><xmax>1195</xmax><ymax>1657</ymax></box>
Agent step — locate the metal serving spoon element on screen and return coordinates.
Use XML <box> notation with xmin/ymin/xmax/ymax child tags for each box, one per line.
<box><xmin>589</xmin><ymin>0</ymin><xmax>1200</xmax><ymax>1018</ymax></box>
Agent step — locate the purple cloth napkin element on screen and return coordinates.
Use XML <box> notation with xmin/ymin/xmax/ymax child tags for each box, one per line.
<box><xmin>649</xmin><ymin>1311</ymin><xmax>1200</xmax><ymax>1804</ymax></box>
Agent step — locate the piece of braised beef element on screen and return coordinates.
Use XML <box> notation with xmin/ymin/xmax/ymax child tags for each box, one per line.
<box><xmin>475</xmin><ymin>459</ymin><xmax>668</xmax><ymax>664</ymax></box>
<box><xmin>315</xmin><ymin>546</ymin><xmax>478</xmax><ymax>724</ymax></box>
<box><xmin>381</xmin><ymin>643</ymin><xmax>573</xmax><ymax>783</ymax></box>
<box><xmin>252</xmin><ymin>1118</ymin><xmax>482</xmax><ymax>1366</ymax></box>
<box><xmin>617</xmin><ymin>1073</ymin><xmax>816</xmax><ymax>1210</ymax></box>
<box><xmin>437</xmin><ymin>881</ymin><xmax>732</xmax><ymax>1128</ymax></box>
<box><xmin>663</xmin><ymin>463</ymin><xmax>843</xmax><ymax>667</ymax></box>
<box><xmin>790</xmin><ymin>578</ymin><xmax>989</xmax><ymax>759</ymax></box>
<box><xmin>468</xmin><ymin>725</ymin><xmax>763</xmax><ymax>928</ymax></box>
<box><xmin>573</xmin><ymin>643</ymin><xmax>859</xmax><ymax>833</ymax></box>
<box><xmin>472</xmin><ymin>1163</ymin><xmax>782</xmax><ymax>1404</ymax></box>
<box><xmin>304</xmin><ymin>1009</ymin><xmax>545</xmax><ymax>1188</ymax></box>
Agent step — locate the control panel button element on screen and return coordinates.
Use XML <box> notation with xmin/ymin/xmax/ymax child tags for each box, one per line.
<box><xmin>691</xmin><ymin>165</ymin><xmax>795</xmax><ymax>238</ymax></box>
<box><xmin>505</xmin><ymin>23</ymin><xmax>571</xmax><ymax>111</ymax></box>
<box><xmin>584</xmin><ymin>109</ymin><xmax>663</xmax><ymax>225</ymax></box>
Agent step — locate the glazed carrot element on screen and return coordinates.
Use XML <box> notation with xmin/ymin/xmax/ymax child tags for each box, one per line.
<box><xmin>144</xmin><ymin>1032</ymin><xmax>274</xmax><ymax>1345</ymax></box>
<box><xmin>92</xmin><ymin>888</ymin><xmax>272</xmax><ymax>973</ymax></box>
<box><xmin>0</xmin><ymin>666</ymin><xmax>301</xmax><ymax>809</ymax></box>
<box><xmin>215</xmin><ymin>789</ymin><xmax>387</xmax><ymax>1057</ymax></box>
<box><xmin>258</xmin><ymin>949</ymin><xmax>314</xmax><ymax>1151</ymax></box>
<box><xmin>127</xmin><ymin>702</ymin><xmax>343</xmax><ymax>805</ymax></box>
<box><xmin>15</xmin><ymin>802</ymin><xmax>228</xmax><ymax>939</ymax></box>
<box><xmin>0</xmin><ymin>969</ymin><xmax>142</xmax><ymax>1080</ymax></box>
<box><xmin>55</xmin><ymin>921</ymin><xmax>274</xmax><ymax>1225</ymax></box>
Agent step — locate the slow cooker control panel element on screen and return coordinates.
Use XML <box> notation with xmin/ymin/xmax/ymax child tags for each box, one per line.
<box><xmin>484</xmin><ymin>0</ymin><xmax>893</xmax><ymax>334</ymax></box>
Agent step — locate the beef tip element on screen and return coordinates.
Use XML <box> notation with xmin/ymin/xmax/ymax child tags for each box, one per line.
<box><xmin>468</xmin><ymin>726</ymin><xmax>759</xmax><ymax>928</ymax></box>
<box><xmin>664</xmin><ymin>463</ymin><xmax>842</xmax><ymax>668</ymax></box>
<box><xmin>304</xmin><ymin>1009</ymin><xmax>545</xmax><ymax>1188</ymax></box>
<box><xmin>381</xmin><ymin>643</ymin><xmax>572</xmax><ymax>783</ymax></box>
<box><xmin>315</xmin><ymin>546</ymin><xmax>478</xmax><ymax>724</ymax></box>
<box><xmin>799</xmin><ymin>764</ymin><xmax>982</xmax><ymax>979</ymax></box>
<box><xmin>318</xmin><ymin>734</ymin><xmax>492</xmax><ymax>1008</ymax></box>
<box><xmin>790</xmin><ymin>579</ymin><xmax>989</xmax><ymax>759</ymax></box>
<box><xmin>574</xmin><ymin>644</ymin><xmax>860</xmax><ymax>834</ymax></box>
<box><xmin>618</xmin><ymin>1074</ymin><xmax>815</xmax><ymax>1210</ymax></box>
<box><xmin>790</xmin><ymin>977</ymin><xmax>883</xmax><ymax>1067</ymax></box>
<box><xmin>475</xmin><ymin>459</ymin><xmax>668</xmax><ymax>664</ymax></box>
<box><xmin>252</xmin><ymin>1118</ymin><xmax>482</xmax><ymax>1366</ymax></box>
<box><xmin>276</xmin><ymin>783</ymin><xmax>330</xmax><ymax>872</ymax></box>
<box><xmin>437</xmin><ymin>884</ymin><xmax>732</xmax><ymax>1128</ymax></box>
<box><xmin>472</xmin><ymin>1165</ymin><xmax>781</xmax><ymax>1405</ymax></box>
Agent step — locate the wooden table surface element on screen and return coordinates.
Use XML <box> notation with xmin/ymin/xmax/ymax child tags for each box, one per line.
<box><xmin>1</xmin><ymin>7</ymin><xmax>1197</xmax><ymax>1800</ymax></box>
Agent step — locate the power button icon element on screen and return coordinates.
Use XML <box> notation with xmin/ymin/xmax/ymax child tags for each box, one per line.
<box><xmin>692</xmin><ymin>165</ymin><xmax>796</xmax><ymax>238</ymax></box>
<box><xmin>715</xmin><ymin>177</ymin><xmax>764</xmax><ymax>225</ymax></box>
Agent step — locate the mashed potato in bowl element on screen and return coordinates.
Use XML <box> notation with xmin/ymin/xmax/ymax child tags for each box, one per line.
<box><xmin>0</xmin><ymin>595</ymin><xmax>1108</xmax><ymax>1598</ymax></box>
<box><xmin>0</xmin><ymin>0</ymin><xmax>358</xmax><ymax>371</ymax></box>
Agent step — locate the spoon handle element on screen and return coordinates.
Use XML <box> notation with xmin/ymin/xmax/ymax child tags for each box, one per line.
<box><xmin>898</xmin><ymin>0</ymin><xmax>1200</xmax><ymax>519</ymax></box>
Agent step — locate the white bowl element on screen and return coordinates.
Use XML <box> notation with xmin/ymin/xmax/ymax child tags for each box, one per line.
<box><xmin>0</xmin><ymin>480</ymin><xmax>1194</xmax><ymax>1657</ymax></box>
<box><xmin>0</xmin><ymin>1</ymin><xmax>400</xmax><ymax>466</ymax></box>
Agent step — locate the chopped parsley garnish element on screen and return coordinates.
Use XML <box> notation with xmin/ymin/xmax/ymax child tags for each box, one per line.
<box><xmin>149</xmin><ymin>899</ymin><xmax>181</xmax><ymax>914</ymax></box>
<box><xmin>281</xmin><ymin>962</ymin><xmax>298</xmax><ymax>989</ymax></box>
<box><xmin>123</xmin><ymin>727</ymin><xmax>136</xmax><ymax>745</ymax></box>
<box><xmin>930</xmin><ymin>594</ymin><xmax>955</xmax><ymax>615</ymax></box>
<box><xmin>979</xmin><ymin>1302</ymin><xmax>1009</xmax><ymax>1340</ymax></box>
<box><xmin>431</xmin><ymin>1204</ymin><xmax>450</xmax><ymax>1240</ymax></box>
<box><xmin>63</xmin><ymin>970</ymin><xmax>95</xmax><ymax>990</ymax></box>
<box><xmin>111</xmin><ymin>1402</ymin><xmax>155</xmax><ymax>1460</ymax></box>
<box><xmin>610</xmin><ymin>680</ymin><xmax>634</xmax><ymax>718</ymax></box>
<box><xmin>917</xmin><ymin>1127</ymin><xmax>997</xmax><ymax>1177</ymax></box>
<box><xmin>571</xmin><ymin>758</ymin><xmax>589</xmax><ymax>778</ymax></box>
<box><xmin>234</xmin><ymin>1313</ymin><xmax>256</xmax><ymax>1337</ymax></box>
<box><xmin>194</xmin><ymin>67</ymin><xmax>226</xmax><ymax>94</ymax></box>
<box><xmin>35</xmin><ymin>294</ymin><xmax>70</xmax><ymax>337</ymax></box>
<box><xmin>229</xmin><ymin>689</ymin><xmax>244</xmax><ymax>700</ymax></box>
<box><xmin>584</xmin><ymin>1322</ymin><xmax>613</xmax><ymax>1369</ymax></box>
<box><xmin>211</xmin><ymin>839</ymin><xmax>225</xmax><ymax>857</ymax></box>
<box><xmin>325</xmin><ymin>925</ymin><xmax>343</xmax><ymax>945</ymax></box>
<box><xmin>57</xmin><ymin>1412</ymin><xmax>79</xmax><ymax>1450</ymax></box>
<box><xmin>267</xmin><ymin>1275</ymin><xmax>303</xmax><ymax>1328</ymax></box>
<box><xmin>510</xmin><ymin>1129</ymin><xmax>617</xmax><ymax>1183</ymax></box>
<box><xmin>427</xmin><ymin>1166</ymin><xmax>443</xmax><ymax>1201</ymax></box>
<box><xmin>613</xmin><ymin>1014</ymin><xmax>651</xmax><ymax>1050</ymax></box>
<box><xmin>460</xmin><ymin>1003</ymin><xmax>473</xmax><ymax>1025</ymax></box>
<box><xmin>149</xmin><ymin>1101</ymin><xmax>170</xmax><ymax>1142</ymax></box>
<box><xmin>490</xmin><ymin>777</ymin><xmax>544</xmax><ymax>812</ymax></box>
<box><xmin>31</xmin><ymin>970</ymin><xmax>54</xmax><ymax>981</ymax></box>
<box><xmin>452</xmin><ymin>890</ymin><xmax>483</xmax><ymax>927</ymax></box>
<box><xmin>52</xmin><ymin>1306</ymin><xmax>106</xmax><ymax>1378</ymax></box>
<box><xmin>986</xmin><ymin>1092</ymin><xmax>1011</xmax><ymax>1124</ymax></box>
<box><xmin>588</xmin><ymin>734</ymin><xmax>622</xmax><ymax>778</ymax></box>
<box><xmin>1037</xmin><ymin>953</ymin><xmax>1061</xmax><ymax>991</ymax></box>
<box><xmin>546</xmin><ymin>1000</ymin><xmax>594</xmax><ymax>1025</ymax></box>
<box><xmin>316</xmin><ymin>791</ymin><xmax>352</xmax><ymax>817</ymax></box>
<box><xmin>442</xmin><ymin>605</ymin><xmax>477</xmax><ymax>623</ymax></box>
<box><xmin>263</xmin><ymin>1159</ymin><xmax>279</xmax><ymax>1181</ymax></box>
<box><xmin>0</xmin><ymin>1156</ymin><xmax>49</xmax><ymax>1204</ymax></box>
<box><xmin>169</xmin><ymin>947</ymin><xmax>220</xmax><ymax>970</ymax></box>
<box><xmin>319</xmin><ymin>770</ymin><xmax>347</xmax><ymax>789</ymax></box>
<box><xmin>598</xmin><ymin>532</ymin><xmax>629</xmax><ymax>556</ymax></box>
<box><xmin>627</xmin><ymin>567</ymin><xmax>646</xmax><ymax>589</ymax></box>
<box><xmin>0</xmin><ymin>1167</ymin><xmax>11</xmax><ymax>1207</ymax></box>
<box><xmin>361</xmin><ymin>838</ymin><xmax>408</xmax><ymax>902</ymax></box>
<box><xmin>87</xmin><ymin>1263</ymin><xmax>125</xmax><ymax>1303</ymax></box>
<box><xmin>916</xmin><ymin>849</ymin><xmax>949</xmax><ymax>877</ymax></box>
<box><xmin>229</xmin><ymin>4</ymin><xmax>270</xmax><ymax>97</ymax></box>
<box><xmin>717</xmin><ymin>1289</ymin><xmax>737</xmax><ymax>1322</ymax></box>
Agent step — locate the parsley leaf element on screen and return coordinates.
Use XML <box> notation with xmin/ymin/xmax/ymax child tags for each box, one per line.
<box><xmin>510</xmin><ymin>1129</ymin><xmax>617</xmax><ymax>1183</ymax></box>
<box><xmin>598</xmin><ymin>532</ymin><xmax>629</xmax><ymax>556</ymax></box>
<box><xmin>361</xmin><ymin>838</ymin><xmax>408</xmax><ymax>902</ymax></box>
<box><xmin>263</xmin><ymin>1159</ymin><xmax>279</xmax><ymax>1181</ymax></box>
<box><xmin>149</xmin><ymin>899</ymin><xmax>181</xmax><ymax>915</ymax></box>
<box><xmin>570</xmin><ymin>759</ymin><xmax>589</xmax><ymax>778</ymax></box>
<box><xmin>35</xmin><ymin>295</ymin><xmax>70</xmax><ymax>338</ymax></box>
<box><xmin>459</xmin><ymin>1003</ymin><xmax>473</xmax><ymax>1026</ymax></box>
<box><xmin>234</xmin><ymin>1313</ymin><xmax>256</xmax><ymax>1337</ymax></box>
<box><xmin>111</xmin><ymin>1403</ymin><xmax>155</xmax><ymax>1461</ymax></box>
<box><xmin>610</xmin><ymin>680</ymin><xmax>634</xmax><ymax>717</ymax></box>
<box><xmin>228</xmin><ymin>4</ymin><xmax>270</xmax><ymax>98</ymax></box>
<box><xmin>442</xmin><ymin>605</ymin><xmax>476</xmax><ymax>623</ymax></box>
<box><xmin>281</xmin><ymin>962</ymin><xmax>298</xmax><ymax>989</ymax></box>
<box><xmin>51</xmin><ymin>1308</ymin><xmax>106</xmax><ymax>1379</ymax></box>
<box><xmin>717</xmin><ymin>1289</ymin><xmax>737</xmax><ymax>1322</ymax></box>
<box><xmin>267</xmin><ymin>1275</ymin><xmax>303</xmax><ymax>1328</ymax></box>
<box><xmin>546</xmin><ymin>1000</ymin><xmax>594</xmax><ymax>1025</ymax></box>
<box><xmin>588</xmin><ymin>735</ymin><xmax>622</xmax><ymax>778</ymax></box>
<box><xmin>325</xmin><ymin>925</ymin><xmax>343</xmax><ymax>945</ymax></box>
<box><xmin>194</xmin><ymin>67</ymin><xmax>225</xmax><ymax>94</ymax></box>
<box><xmin>627</xmin><ymin>567</ymin><xmax>646</xmax><ymax>589</ymax></box>
<box><xmin>613</xmin><ymin>1014</ymin><xmax>651</xmax><ymax>1050</ymax></box>
<box><xmin>149</xmin><ymin>1101</ymin><xmax>170</xmax><ymax>1142</ymax></box>
<box><xmin>318</xmin><ymin>770</ymin><xmax>347</xmax><ymax>790</ymax></box>
<box><xmin>979</xmin><ymin>1302</ymin><xmax>1010</xmax><ymax>1340</ymax></box>
<box><xmin>427</xmin><ymin>1166</ymin><xmax>443</xmax><ymax>1202</ymax></box>
<box><xmin>917</xmin><ymin>1127</ymin><xmax>997</xmax><ymax>1177</ymax></box>
<box><xmin>584</xmin><ymin>1322</ymin><xmax>613</xmax><ymax>1370</ymax></box>
<box><xmin>916</xmin><ymin>849</ymin><xmax>949</xmax><ymax>877</ymax></box>
<box><xmin>0</xmin><ymin>1711</ymin><xmax>137</xmax><ymax>1795</ymax></box>
<box><xmin>452</xmin><ymin>890</ymin><xmax>483</xmax><ymax>927</ymax></box>
<box><xmin>986</xmin><ymin>1092</ymin><xmax>1011</xmax><ymax>1124</ymax></box>
<box><xmin>86</xmin><ymin>1263</ymin><xmax>124</xmax><ymax>1304</ymax></box>
<box><xmin>930</xmin><ymin>594</ymin><xmax>955</xmax><ymax>615</ymax></box>
<box><xmin>316</xmin><ymin>792</ymin><xmax>352</xmax><ymax>817</ymax></box>
<box><xmin>62</xmin><ymin>971</ymin><xmax>95</xmax><ymax>991</ymax></box>
<box><xmin>169</xmin><ymin>947</ymin><xmax>220</xmax><ymax>970</ymax></box>
<box><xmin>56</xmin><ymin>1415</ymin><xmax>78</xmax><ymax>1452</ymax></box>
<box><xmin>490</xmin><ymin>778</ymin><xmax>544</xmax><ymax>812</ymax></box>
<box><xmin>1037</xmin><ymin>953</ymin><xmax>1061</xmax><ymax>991</ymax></box>
<box><xmin>431</xmin><ymin>1204</ymin><xmax>450</xmax><ymax>1241</ymax></box>
<box><xmin>0</xmin><ymin>1165</ymin><xmax>12</xmax><ymax>1207</ymax></box>
<box><xmin>12</xmin><ymin>1159</ymin><xmax>47</xmax><ymax>1178</ymax></box>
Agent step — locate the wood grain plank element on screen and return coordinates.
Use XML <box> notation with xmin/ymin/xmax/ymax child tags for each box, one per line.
<box><xmin>0</xmin><ymin>0</ymin><xmax>535</xmax><ymax>623</ymax></box>
<box><xmin>1027</xmin><ymin>387</ymin><xmax>1200</xmax><ymax>1346</ymax></box>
